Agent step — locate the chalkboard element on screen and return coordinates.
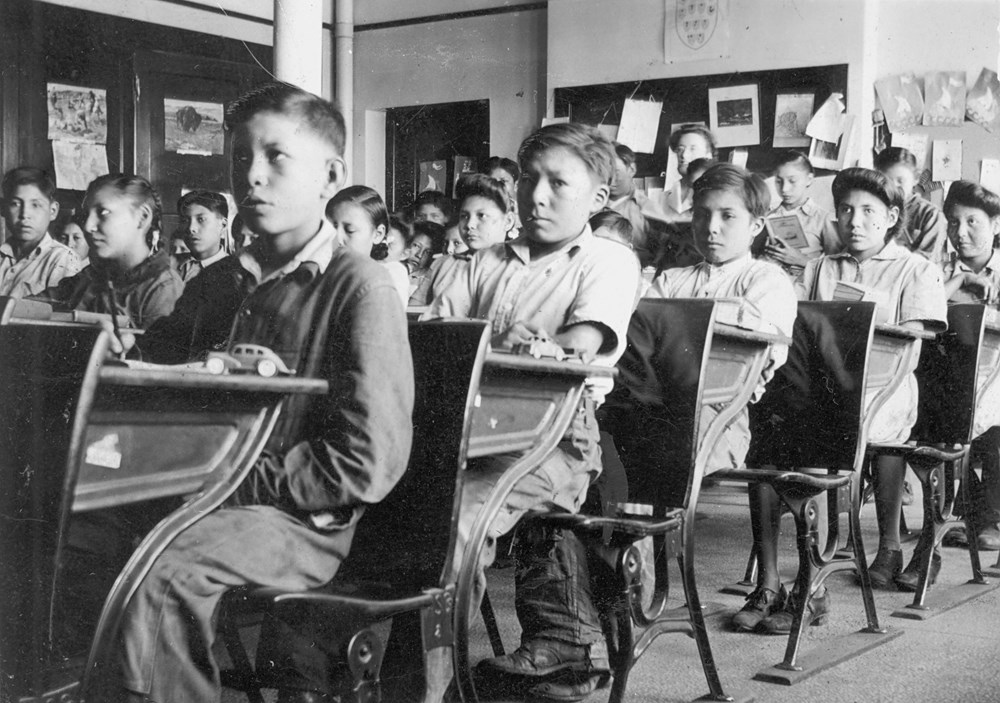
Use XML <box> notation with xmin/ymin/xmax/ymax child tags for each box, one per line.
<box><xmin>554</xmin><ymin>64</ymin><xmax>849</xmax><ymax>177</ymax></box>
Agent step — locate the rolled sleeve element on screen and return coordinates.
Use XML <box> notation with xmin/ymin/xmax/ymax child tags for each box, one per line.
<box><xmin>899</xmin><ymin>258</ymin><xmax>948</xmax><ymax>332</ymax></box>
<box><xmin>564</xmin><ymin>245</ymin><xmax>641</xmax><ymax>360</ymax></box>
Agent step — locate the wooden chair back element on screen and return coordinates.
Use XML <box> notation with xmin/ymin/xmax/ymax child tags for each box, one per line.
<box><xmin>747</xmin><ymin>301</ymin><xmax>878</xmax><ymax>470</ymax></box>
<box><xmin>336</xmin><ymin>320</ymin><xmax>490</xmax><ymax>591</ymax></box>
<box><xmin>600</xmin><ymin>298</ymin><xmax>717</xmax><ymax>512</ymax></box>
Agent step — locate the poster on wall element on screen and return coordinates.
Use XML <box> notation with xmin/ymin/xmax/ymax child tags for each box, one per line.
<box><xmin>772</xmin><ymin>92</ymin><xmax>815</xmax><ymax>148</ymax></box>
<box><xmin>452</xmin><ymin>156</ymin><xmax>477</xmax><ymax>197</ymax></box>
<box><xmin>47</xmin><ymin>83</ymin><xmax>107</xmax><ymax>144</ymax></box>
<box><xmin>617</xmin><ymin>98</ymin><xmax>662</xmax><ymax>154</ymax></box>
<box><xmin>967</xmin><ymin>68</ymin><xmax>1000</xmax><ymax>134</ymax></box>
<box><xmin>663</xmin><ymin>0</ymin><xmax>731</xmax><ymax>64</ymax></box>
<box><xmin>708</xmin><ymin>84</ymin><xmax>760</xmax><ymax>148</ymax></box>
<box><xmin>923</xmin><ymin>71</ymin><xmax>966</xmax><ymax>127</ymax></box>
<box><xmin>932</xmin><ymin>139</ymin><xmax>963</xmax><ymax>181</ymax></box>
<box><xmin>163</xmin><ymin>98</ymin><xmax>225</xmax><ymax>156</ymax></box>
<box><xmin>418</xmin><ymin>160</ymin><xmax>447</xmax><ymax>193</ymax></box>
<box><xmin>808</xmin><ymin>114</ymin><xmax>856</xmax><ymax>171</ymax></box>
<box><xmin>875</xmin><ymin>73</ymin><xmax>924</xmax><ymax>132</ymax></box>
<box><xmin>52</xmin><ymin>141</ymin><xmax>109</xmax><ymax>191</ymax></box>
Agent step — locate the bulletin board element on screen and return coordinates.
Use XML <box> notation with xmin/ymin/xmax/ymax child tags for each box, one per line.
<box><xmin>553</xmin><ymin>64</ymin><xmax>849</xmax><ymax>178</ymax></box>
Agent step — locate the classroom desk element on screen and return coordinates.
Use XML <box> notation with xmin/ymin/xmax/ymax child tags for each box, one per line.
<box><xmin>0</xmin><ymin>323</ymin><xmax>327</xmax><ymax>703</ymax></box>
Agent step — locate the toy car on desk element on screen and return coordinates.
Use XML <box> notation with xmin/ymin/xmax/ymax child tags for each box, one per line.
<box><xmin>204</xmin><ymin>344</ymin><xmax>293</xmax><ymax>377</ymax></box>
<box><xmin>510</xmin><ymin>337</ymin><xmax>583</xmax><ymax>362</ymax></box>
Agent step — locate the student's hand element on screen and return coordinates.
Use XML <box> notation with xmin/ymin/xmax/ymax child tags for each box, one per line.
<box><xmin>964</xmin><ymin>272</ymin><xmax>996</xmax><ymax>301</ymax></box>
<box><xmin>98</xmin><ymin>319</ymin><xmax>136</xmax><ymax>359</ymax></box>
<box><xmin>764</xmin><ymin>236</ymin><xmax>809</xmax><ymax>267</ymax></box>
<box><xmin>493</xmin><ymin>321</ymin><xmax>550</xmax><ymax>350</ymax></box>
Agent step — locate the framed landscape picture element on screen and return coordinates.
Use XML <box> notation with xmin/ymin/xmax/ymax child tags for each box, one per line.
<box><xmin>708</xmin><ymin>83</ymin><xmax>760</xmax><ymax>148</ymax></box>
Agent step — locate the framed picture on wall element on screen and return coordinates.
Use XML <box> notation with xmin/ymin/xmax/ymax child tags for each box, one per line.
<box><xmin>708</xmin><ymin>83</ymin><xmax>760</xmax><ymax>148</ymax></box>
<box><xmin>773</xmin><ymin>92</ymin><xmax>815</xmax><ymax>148</ymax></box>
<box><xmin>809</xmin><ymin>114</ymin><xmax>856</xmax><ymax>171</ymax></box>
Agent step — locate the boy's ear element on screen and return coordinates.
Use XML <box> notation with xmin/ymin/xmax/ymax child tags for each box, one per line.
<box><xmin>48</xmin><ymin>199</ymin><xmax>60</xmax><ymax>222</ymax></box>
<box><xmin>991</xmin><ymin>215</ymin><xmax>1000</xmax><ymax>236</ymax></box>
<box><xmin>589</xmin><ymin>181</ymin><xmax>610</xmax><ymax>216</ymax></box>
<box><xmin>886</xmin><ymin>205</ymin><xmax>900</xmax><ymax>229</ymax></box>
<box><xmin>322</xmin><ymin>155</ymin><xmax>348</xmax><ymax>200</ymax></box>
<box><xmin>373</xmin><ymin>223</ymin><xmax>387</xmax><ymax>244</ymax></box>
<box><xmin>749</xmin><ymin>214</ymin><xmax>766</xmax><ymax>237</ymax></box>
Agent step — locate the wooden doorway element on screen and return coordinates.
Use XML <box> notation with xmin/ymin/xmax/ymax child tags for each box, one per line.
<box><xmin>385</xmin><ymin>99</ymin><xmax>490</xmax><ymax>213</ymax></box>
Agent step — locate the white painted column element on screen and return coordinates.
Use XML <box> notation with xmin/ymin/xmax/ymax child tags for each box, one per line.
<box><xmin>273</xmin><ymin>0</ymin><xmax>323</xmax><ymax>95</ymax></box>
<box><xmin>335</xmin><ymin>0</ymin><xmax>354</xmax><ymax>176</ymax></box>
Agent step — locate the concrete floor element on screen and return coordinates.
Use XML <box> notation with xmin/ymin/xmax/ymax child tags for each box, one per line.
<box><xmin>224</xmin><ymin>481</ymin><xmax>1000</xmax><ymax>703</ymax></box>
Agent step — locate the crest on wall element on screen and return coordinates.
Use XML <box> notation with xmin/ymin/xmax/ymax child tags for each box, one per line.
<box><xmin>676</xmin><ymin>0</ymin><xmax>718</xmax><ymax>50</ymax></box>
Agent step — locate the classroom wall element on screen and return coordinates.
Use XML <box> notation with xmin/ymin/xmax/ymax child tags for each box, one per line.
<box><xmin>870</xmin><ymin>0</ymin><xmax>1000</xmax><ymax>181</ymax></box>
<box><xmin>356</xmin><ymin>0</ymin><xmax>537</xmax><ymax>25</ymax></box>
<box><xmin>351</xmin><ymin>8</ymin><xmax>546</xmax><ymax>189</ymax></box>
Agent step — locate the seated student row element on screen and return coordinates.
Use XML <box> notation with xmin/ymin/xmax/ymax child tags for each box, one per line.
<box><xmin>5</xmin><ymin>93</ymin><xmax>998</xmax><ymax>703</ymax></box>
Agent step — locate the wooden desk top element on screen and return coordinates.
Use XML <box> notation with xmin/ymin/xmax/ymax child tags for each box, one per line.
<box><xmin>713</xmin><ymin>321</ymin><xmax>792</xmax><ymax>346</ymax></box>
<box><xmin>99</xmin><ymin>364</ymin><xmax>329</xmax><ymax>395</ymax></box>
<box><xmin>484</xmin><ymin>349</ymin><xmax>616</xmax><ymax>378</ymax></box>
<box><xmin>874</xmin><ymin>322</ymin><xmax>937</xmax><ymax>341</ymax></box>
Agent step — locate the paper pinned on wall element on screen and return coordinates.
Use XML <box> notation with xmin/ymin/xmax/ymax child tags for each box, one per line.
<box><xmin>729</xmin><ymin>147</ymin><xmax>748</xmax><ymax>168</ymax></box>
<box><xmin>617</xmin><ymin>98</ymin><xmax>662</xmax><ymax>154</ymax></box>
<box><xmin>876</xmin><ymin>73</ymin><xmax>925</xmax><ymax>132</ymax></box>
<box><xmin>923</xmin><ymin>71</ymin><xmax>966</xmax><ymax>127</ymax></box>
<box><xmin>967</xmin><ymin>68</ymin><xmax>1000</xmax><ymax>133</ymax></box>
<box><xmin>891</xmin><ymin>132</ymin><xmax>930</xmax><ymax>171</ymax></box>
<box><xmin>596</xmin><ymin>124</ymin><xmax>619</xmax><ymax>142</ymax></box>
<box><xmin>932</xmin><ymin>139</ymin><xmax>963</xmax><ymax>182</ymax></box>
<box><xmin>805</xmin><ymin>93</ymin><xmax>846</xmax><ymax>143</ymax></box>
<box><xmin>664</xmin><ymin>0</ymin><xmax>731</xmax><ymax>64</ymax></box>
<box><xmin>541</xmin><ymin>116</ymin><xmax>570</xmax><ymax>128</ymax></box>
<box><xmin>52</xmin><ymin>140</ymin><xmax>108</xmax><ymax>191</ymax></box>
<box><xmin>47</xmin><ymin>83</ymin><xmax>107</xmax><ymax>144</ymax></box>
<box><xmin>980</xmin><ymin>159</ymin><xmax>1000</xmax><ymax>194</ymax></box>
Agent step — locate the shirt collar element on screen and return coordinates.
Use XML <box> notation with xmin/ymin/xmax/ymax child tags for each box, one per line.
<box><xmin>693</xmin><ymin>252</ymin><xmax>753</xmax><ymax>275</ymax></box>
<box><xmin>952</xmin><ymin>248</ymin><xmax>1000</xmax><ymax>274</ymax></box>
<box><xmin>775</xmin><ymin>198</ymin><xmax>818</xmax><ymax>216</ymax></box>
<box><xmin>665</xmin><ymin>186</ymin><xmax>692</xmax><ymax>214</ymax></box>
<box><xmin>0</xmin><ymin>232</ymin><xmax>55</xmax><ymax>260</ymax></box>
<box><xmin>243</xmin><ymin>220</ymin><xmax>338</xmax><ymax>284</ymax></box>
<box><xmin>195</xmin><ymin>248</ymin><xmax>227</xmax><ymax>269</ymax></box>
<box><xmin>504</xmin><ymin>224</ymin><xmax>596</xmax><ymax>265</ymax></box>
<box><xmin>829</xmin><ymin>239</ymin><xmax>909</xmax><ymax>263</ymax></box>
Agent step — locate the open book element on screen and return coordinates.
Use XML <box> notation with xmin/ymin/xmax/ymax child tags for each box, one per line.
<box><xmin>765</xmin><ymin>214</ymin><xmax>810</xmax><ymax>249</ymax></box>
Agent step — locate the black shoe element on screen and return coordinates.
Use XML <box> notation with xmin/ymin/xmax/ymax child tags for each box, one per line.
<box><xmin>731</xmin><ymin>585</ymin><xmax>786</xmax><ymax>632</ymax></box>
<box><xmin>895</xmin><ymin>548</ymin><xmax>942</xmax><ymax>592</ymax></box>
<box><xmin>476</xmin><ymin>639</ymin><xmax>606</xmax><ymax>678</ymax></box>
<box><xmin>757</xmin><ymin>587</ymin><xmax>831</xmax><ymax>635</ymax></box>
<box><xmin>865</xmin><ymin>548</ymin><xmax>903</xmax><ymax>590</ymax></box>
<box><xmin>943</xmin><ymin>525</ymin><xmax>969</xmax><ymax>548</ymax></box>
<box><xmin>527</xmin><ymin>671</ymin><xmax>607</xmax><ymax>703</ymax></box>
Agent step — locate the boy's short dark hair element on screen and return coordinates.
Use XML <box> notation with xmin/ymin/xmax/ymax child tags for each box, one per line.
<box><xmin>944</xmin><ymin>180</ymin><xmax>1000</xmax><ymax>220</ymax></box>
<box><xmin>225</xmin><ymin>81</ymin><xmax>346</xmax><ymax>156</ymax></box>
<box><xmin>874</xmin><ymin>146</ymin><xmax>918</xmax><ymax>173</ymax></box>
<box><xmin>589</xmin><ymin>208</ymin><xmax>634</xmax><ymax>246</ymax></box>
<box><xmin>456</xmin><ymin>173</ymin><xmax>512</xmax><ymax>214</ymax></box>
<box><xmin>774</xmin><ymin>150</ymin><xmax>814</xmax><ymax>175</ymax></box>
<box><xmin>832</xmin><ymin>167</ymin><xmax>907</xmax><ymax>241</ymax></box>
<box><xmin>481</xmin><ymin>156</ymin><xmax>520</xmax><ymax>184</ymax></box>
<box><xmin>177</xmin><ymin>190</ymin><xmax>228</xmax><ymax>219</ymax></box>
<box><xmin>668</xmin><ymin>124</ymin><xmax>717</xmax><ymax>158</ymax></box>
<box><xmin>687</xmin><ymin>157</ymin><xmax>717</xmax><ymax>181</ymax></box>
<box><xmin>693</xmin><ymin>163</ymin><xmax>770</xmax><ymax>219</ymax></box>
<box><xmin>518</xmin><ymin>122</ymin><xmax>615</xmax><ymax>187</ymax></box>
<box><xmin>328</xmin><ymin>185</ymin><xmax>389</xmax><ymax>232</ymax></box>
<box><xmin>613</xmin><ymin>142</ymin><xmax>636</xmax><ymax>169</ymax></box>
<box><xmin>412</xmin><ymin>190</ymin><xmax>453</xmax><ymax>220</ymax></box>
<box><xmin>2</xmin><ymin>167</ymin><xmax>57</xmax><ymax>202</ymax></box>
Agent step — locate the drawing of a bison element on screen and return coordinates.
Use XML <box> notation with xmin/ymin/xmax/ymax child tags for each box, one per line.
<box><xmin>175</xmin><ymin>105</ymin><xmax>203</xmax><ymax>133</ymax></box>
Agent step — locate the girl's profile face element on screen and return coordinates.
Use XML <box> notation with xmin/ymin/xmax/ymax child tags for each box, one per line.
<box><xmin>459</xmin><ymin>195</ymin><xmax>511</xmax><ymax>251</ymax></box>
<box><xmin>329</xmin><ymin>201</ymin><xmax>385</xmax><ymax>256</ymax></box>
<box><xmin>60</xmin><ymin>222</ymin><xmax>90</xmax><ymax>261</ymax></box>
<box><xmin>444</xmin><ymin>225</ymin><xmax>468</xmax><ymax>255</ymax></box>
<box><xmin>775</xmin><ymin>164</ymin><xmax>813</xmax><ymax>208</ymax></box>
<box><xmin>836</xmin><ymin>189</ymin><xmax>899</xmax><ymax>260</ymax></box>
<box><xmin>946</xmin><ymin>204</ymin><xmax>999</xmax><ymax>260</ymax></box>
<box><xmin>879</xmin><ymin>163</ymin><xmax>917</xmax><ymax>197</ymax></box>
<box><xmin>83</xmin><ymin>186</ymin><xmax>149</xmax><ymax>263</ymax></box>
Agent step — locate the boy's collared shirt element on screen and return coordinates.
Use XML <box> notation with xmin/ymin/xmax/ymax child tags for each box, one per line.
<box><xmin>767</xmin><ymin>197</ymin><xmax>841</xmax><ymax>256</ymax></box>
<box><xmin>426</xmin><ymin>225</ymin><xmax>640</xmax><ymax>402</ymax></box>
<box><xmin>409</xmin><ymin>252</ymin><xmax>470</xmax><ymax>307</ymax></box>
<box><xmin>608</xmin><ymin>189</ymin><xmax>651</xmax><ymax>256</ymax></box>
<box><xmin>641</xmin><ymin>185</ymin><xmax>693</xmax><ymax>225</ymax></box>
<box><xmin>0</xmin><ymin>232</ymin><xmax>81</xmax><ymax>298</ymax></box>
<box><xmin>797</xmin><ymin>239</ymin><xmax>948</xmax><ymax>331</ymax></box>
<box><xmin>942</xmin><ymin>249</ymin><xmax>1000</xmax><ymax>304</ymax></box>
<box><xmin>643</xmin><ymin>253</ymin><xmax>797</xmax><ymax>472</ymax></box>
<box><xmin>176</xmin><ymin>248</ymin><xmax>229</xmax><ymax>282</ymax></box>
